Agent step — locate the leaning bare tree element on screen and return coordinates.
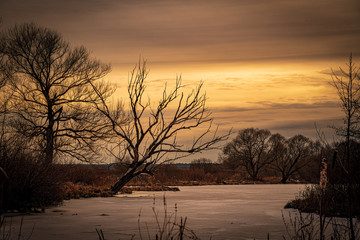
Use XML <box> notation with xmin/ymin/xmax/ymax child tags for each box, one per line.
<box><xmin>0</xmin><ymin>23</ymin><xmax>114</xmax><ymax>164</ymax></box>
<box><xmin>94</xmin><ymin>61</ymin><xmax>229</xmax><ymax>193</ymax></box>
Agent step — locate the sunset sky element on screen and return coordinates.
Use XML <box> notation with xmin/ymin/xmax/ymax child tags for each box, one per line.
<box><xmin>1</xmin><ymin>0</ymin><xmax>359</xmax><ymax>161</ymax></box>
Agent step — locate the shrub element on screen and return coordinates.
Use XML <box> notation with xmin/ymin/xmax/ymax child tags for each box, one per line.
<box><xmin>1</xmin><ymin>141</ymin><xmax>63</xmax><ymax>211</ymax></box>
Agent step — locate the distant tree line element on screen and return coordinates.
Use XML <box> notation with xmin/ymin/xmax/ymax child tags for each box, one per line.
<box><xmin>220</xmin><ymin>128</ymin><xmax>321</xmax><ymax>183</ymax></box>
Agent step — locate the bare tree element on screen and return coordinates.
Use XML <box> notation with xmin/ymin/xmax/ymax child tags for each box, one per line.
<box><xmin>330</xmin><ymin>53</ymin><xmax>360</xmax><ymax>240</ymax></box>
<box><xmin>0</xmin><ymin>23</ymin><xmax>114</xmax><ymax>164</ymax></box>
<box><xmin>0</xmin><ymin>34</ymin><xmax>8</xmax><ymax>208</ymax></box>
<box><xmin>221</xmin><ymin>128</ymin><xmax>274</xmax><ymax>180</ymax></box>
<box><xmin>270</xmin><ymin>134</ymin><xmax>319</xmax><ymax>183</ymax></box>
<box><xmin>94</xmin><ymin>61</ymin><xmax>229</xmax><ymax>193</ymax></box>
<box><xmin>331</xmin><ymin>53</ymin><xmax>360</xmax><ymax>141</ymax></box>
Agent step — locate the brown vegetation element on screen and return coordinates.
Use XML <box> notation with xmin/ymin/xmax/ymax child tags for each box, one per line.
<box><xmin>54</xmin><ymin>161</ymin><xmax>310</xmax><ymax>202</ymax></box>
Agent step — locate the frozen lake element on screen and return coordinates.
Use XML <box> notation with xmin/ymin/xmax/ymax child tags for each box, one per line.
<box><xmin>8</xmin><ymin>184</ymin><xmax>306</xmax><ymax>240</ymax></box>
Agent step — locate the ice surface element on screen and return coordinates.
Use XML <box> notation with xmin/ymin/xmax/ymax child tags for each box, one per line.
<box><xmin>8</xmin><ymin>184</ymin><xmax>305</xmax><ymax>240</ymax></box>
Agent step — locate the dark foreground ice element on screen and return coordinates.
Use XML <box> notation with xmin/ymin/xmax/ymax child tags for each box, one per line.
<box><xmin>8</xmin><ymin>184</ymin><xmax>306</xmax><ymax>240</ymax></box>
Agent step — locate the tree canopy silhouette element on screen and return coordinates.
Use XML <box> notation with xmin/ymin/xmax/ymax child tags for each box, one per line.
<box><xmin>0</xmin><ymin>23</ymin><xmax>114</xmax><ymax>164</ymax></box>
<box><xmin>221</xmin><ymin>128</ymin><xmax>275</xmax><ymax>180</ymax></box>
<box><xmin>94</xmin><ymin>61</ymin><xmax>229</xmax><ymax>193</ymax></box>
<box><xmin>270</xmin><ymin>134</ymin><xmax>319</xmax><ymax>183</ymax></box>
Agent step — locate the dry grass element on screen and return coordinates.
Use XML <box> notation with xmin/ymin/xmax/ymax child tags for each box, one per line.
<box><xmin>97</xmin><ymin>196</ymin><xmax>200</xmax><ymax>240</ymax></box>
<box><xmin>57</xmin><ymin>164</ymin><xmax>305</xmax><ymax>200</ymax></box>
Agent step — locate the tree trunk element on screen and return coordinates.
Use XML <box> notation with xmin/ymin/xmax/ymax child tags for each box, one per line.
<box><xmin>45</xmin><ymin>130</ymin><xmax>54</xmax><ymax>165</ymax></box>
<box><xmin>249</xmin><ymin>167</ymin><xmax>259</xmax><ymax>181</ymax></box>
<box><xmin>280</xmin><ymin>176</ymin><xmax>288</xmax><ymax>184</ymax></box>
<box><xmin>45</xmin><ymin>104</ymin><xmax>54</xmax><ymax>165</ymax></box>
<box><xmin>111</xmin><ymin>169</ymin><xmax>139</xmax><ymax>193</ymax></box>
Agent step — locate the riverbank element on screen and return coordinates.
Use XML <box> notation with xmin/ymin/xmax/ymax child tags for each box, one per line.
<box><xmin>63</xmin><ymin>175</ymin><xmax>306</xmax><ymax>199</ymax></box>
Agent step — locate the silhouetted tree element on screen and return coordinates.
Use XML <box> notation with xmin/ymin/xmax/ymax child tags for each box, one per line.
<box><xmin>331</xmin><ymin>53</ymin><xmax>360</xmax><ymax>140</ymax></box>
<box><xmin>0</xmin><ymin>23</ymin><xmax>113</xmax><ymax>164</ymax></box>
<box><xmin>190</xmin><ymin>158</ymin><xmax>212</xmax><ymax>166</ymax></box>
<box><xmin>0</xmin><ymin>38</ymin><xmax>8</xmax><ymax>210</ymax></box>
<box><xmin>190</xmin><ymin>158</ymin><xmax>217</xmax><ymax>174</ymax></box>
<box><xmin>94</xmin><ymin>61</ymin><xmax>229</xmax><ymax>193</ymax></box>
<box><xmin>270</xmin><ymin>134</ymin><xmax>319</xmax><ymax>183</ymax></box>
<box><xmin>221</xmin><ymin>128</ymin><xmax>274</xmax><ymax>180</ymax></box>
<box><xmin>330</xmin><ymin>53</ymin><xmax>360</xmax><ymax>240</ymax></box>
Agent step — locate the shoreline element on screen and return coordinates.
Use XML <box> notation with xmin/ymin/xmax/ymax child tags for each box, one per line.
<box><xmin>64</xmin><ymin>177</ymin><xmax>307</xmax><ymax>200</ymax></box>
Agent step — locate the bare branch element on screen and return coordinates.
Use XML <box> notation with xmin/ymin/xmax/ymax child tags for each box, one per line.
<box><xmin>95</xmin><ymin>60</ymin><xmax>229</xmax><ymax>193</ymax></box>
<box><xmin>0</xmin><ymin>23</ymin><xmax>115</xmax><ymax>164</ymax></box>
